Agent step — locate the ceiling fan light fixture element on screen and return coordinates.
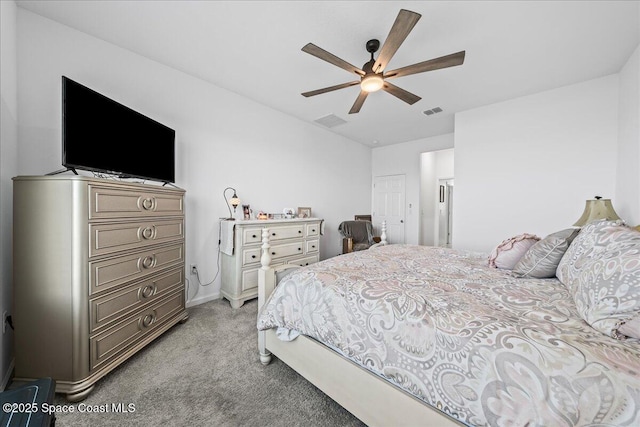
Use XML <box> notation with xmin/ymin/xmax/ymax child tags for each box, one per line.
<box><xmin>360</xmin><ymin>74</ymin><xmax>384</xmax><ymax>92</ymax></box>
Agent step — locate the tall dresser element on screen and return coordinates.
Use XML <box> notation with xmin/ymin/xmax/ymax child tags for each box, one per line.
<box><xmin>12</xmin><ymin>176</ymin><xmax>188</xmax><ymax>401</ymax></box>
<box><xmin>220</xmin><ymin>218</ymin><xmax>323</xmax><ymax>308</ymax></box>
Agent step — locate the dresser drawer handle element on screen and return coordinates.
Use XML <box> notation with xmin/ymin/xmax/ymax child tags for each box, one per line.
<box><xmin>311</xmin><ymin>229</ymin><xmax>316</xmax><ymax>233</ymax></box>
<box><xmin>298</xmin><ymin>247</ymin><xmax>302</xmax><ymax>251</ymax></box>
<box><xmin>271</xmin><ymin>251</ymin><xmax>276</xmax><ymax>256</ymax></box>
<box><xmin>271</xmin><ymin>232</ymin><xmax>276</xmax><ymax>236</ymax></box>
<box><xmin>298</xmin><ymin>230</ymin><xmax>302</xmax><ymax>233</ymax></box>
<box><xmin>252</xmin><ymin>234</ymin><xmax>257</xmax><ymax>238</ymax></box>
<box><xmin>140</xmin><ymin>284</ymin><xmax>156</xmax><ymax>299</ymax></box>
<box><xmin>251</xmin><ymin>255</ymin><xmax>256</xmax><ymax>259</ymax></box>
<box><xmin>311</xmin><ymin>245</ymin><xmax>316</xmax><ymax>249</ymax></box>
<box><xmin>140</xmin><ymin>313</ymin><xmax>156</xmax><ymax>329</ymax></box>
<box><xmin>141</xmin><ymin>197</ymin><xmax>155</xmax><ymax>210</ymax></box>
<box><xmin>141</xmin><ymin>226</ymin><xmax>154</xmax><ymax>240</ymax></box>
<box><xmin>141</xmin><ymin>256</ymin><xmax>155</xmax><ymax>269</ymax></box>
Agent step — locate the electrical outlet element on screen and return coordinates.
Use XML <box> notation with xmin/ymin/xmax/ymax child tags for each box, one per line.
<box><xmin>2</xmin><ymin>311</ymin><xmax>7</xmax><ymax>334</ymax></box>
<box><xmin>190</xmin><ymin>264</ymin><xmax>197</xmax><ymax>275</ymax></box>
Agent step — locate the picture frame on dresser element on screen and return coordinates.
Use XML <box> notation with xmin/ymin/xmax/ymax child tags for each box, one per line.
<box><xmin>297</xmin><ymin>207</ymin><xmax>311</xmax><ymax>218</ymax></box>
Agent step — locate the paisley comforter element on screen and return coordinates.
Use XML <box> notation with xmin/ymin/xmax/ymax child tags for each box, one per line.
<box><xmin>257</xmin><ymin>245</ymin><xmax>640</xmax><ymax>426</ymax></box>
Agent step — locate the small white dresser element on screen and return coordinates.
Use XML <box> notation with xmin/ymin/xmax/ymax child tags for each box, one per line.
<box><xmin>12</xmin><ymin>176</ymin><xmax>188</xmax><ymax>401</ymax></box>
<box><xmin>220</xmin><ymin>218</ymin><xmax>323</xmax><ymax>308</ymax></box>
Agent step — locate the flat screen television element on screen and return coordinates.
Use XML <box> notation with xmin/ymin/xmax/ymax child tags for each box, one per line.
<box><xmin>62</xmin><ymin>76</ymin><xmax>175</xmax><ymax>183</ymax></box>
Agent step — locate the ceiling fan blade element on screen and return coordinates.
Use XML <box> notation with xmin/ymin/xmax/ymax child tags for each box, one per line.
<box><xmin>349</xmin><ymin>91</ymin><xmax>369</xmax><ymax>114</ymax></box>
<box><xmin>302</xmin><ymin>81</ymin><xmax>360</xmax><ymax>97</ymax></box>
<box><xmin>384</xmin><ymin>51</ymin><xmax>466</xmax><ymax>80</ymax></box>
<box><xmin>382</xmin><ymin>82</ymin><xmax>421</xmax><ymax>105</ymax></box>
<box><xmin>373</xmin><ymin>9</ymin><xmax>421</xmax><ymax>74</ymax></box>
<box><xmin>302</xmin><ymin>43</ymin><xmax>365</xmax><ymax>76</ymax></box>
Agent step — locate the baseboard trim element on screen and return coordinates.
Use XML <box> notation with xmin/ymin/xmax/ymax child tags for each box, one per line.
<box><xmin>1</xmin><ymin>358</ymin><xmax>14</xmax><ymax>391</ymax></box>
<box><xmin>187</xmin><ymin>292</ymin><xmax>219</xmax><ymax>308</ymax></box>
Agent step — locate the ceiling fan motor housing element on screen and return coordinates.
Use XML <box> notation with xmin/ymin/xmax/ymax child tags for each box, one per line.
<box><xmin>366</xmin><ymin>39</ymin><xmax>380</xmax><ymax>54</ymax></box>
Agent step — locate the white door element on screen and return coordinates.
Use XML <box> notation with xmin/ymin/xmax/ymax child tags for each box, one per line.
<box><xmin>373</xmin><ymin>175</ymin><xmax>406</xmax><ymax>244</ymax></box>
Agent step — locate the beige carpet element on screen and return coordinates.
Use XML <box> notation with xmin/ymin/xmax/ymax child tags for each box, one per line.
<box><xmin>47</xmin><ymin>298</ymin><xmax>366</xmax><ymax>427</ymax></box>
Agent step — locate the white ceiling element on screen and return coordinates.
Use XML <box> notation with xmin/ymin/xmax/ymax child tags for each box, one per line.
<box><xmin>16</xmin><ymin>1</ymin><xmax>640</xmax><ymax>147</ymax></box>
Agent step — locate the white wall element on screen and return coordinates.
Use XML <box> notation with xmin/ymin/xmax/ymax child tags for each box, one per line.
<box><xmin>16</xmin><ymin>9</ymin><xmax>372</xmax><ymax>306</ymax></box>
<box><xmin>372</xmin><ymin>133</ymin><xmax>454</xmax><ymax>245</ymax></box>
<box><xmin>0</xmin><ymin>0</ymin><xmax>19</xmax><ymax>390</ymax></box>
<box><xmin>454</xmin><ymin>75</ymin><xmax>620</xmax><ymax>253</ymax></box>
<box><xmin>616</xmin><ymin>43</ymin><xmax>640</xmax><ymax>225</ymax></box>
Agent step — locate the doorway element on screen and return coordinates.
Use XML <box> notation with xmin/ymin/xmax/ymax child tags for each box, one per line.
<box><xmin>438</xmin><ymin>179</ymin><xmax>454</xmax><ymax>248</ymax></box>
<box><xmin>419</xmin><ymin>149</ymin><xmax>454</xmax><ymax>247</ymax></box>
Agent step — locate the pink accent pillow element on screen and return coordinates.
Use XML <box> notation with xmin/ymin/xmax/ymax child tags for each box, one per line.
<box><xmin>488</xmin><ymin>233</ymin><xmax>540</xmax><ymax>269</ymax></box>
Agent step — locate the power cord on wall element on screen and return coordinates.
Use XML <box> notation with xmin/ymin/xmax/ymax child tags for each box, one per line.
<box><xmin>186</xmin><ymin>219</ymin><xmax>223</xmax><ymax>303</ymax></box>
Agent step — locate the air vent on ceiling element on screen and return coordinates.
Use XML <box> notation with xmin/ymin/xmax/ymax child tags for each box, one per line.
<box><xmin>314</xmin><ymin>114</ymin><xmax>347</xmax><ymax>128</ymax></box>
<box><xmin>423</xmin><ymin>107</ymin><xmax>443</xmax><ymax>116</ymax></box>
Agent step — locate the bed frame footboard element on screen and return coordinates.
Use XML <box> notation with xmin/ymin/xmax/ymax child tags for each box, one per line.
<box><xmin>256</xmin><ymin>223</ymin><xmax>461</xmax><ymax>426</ymax></box>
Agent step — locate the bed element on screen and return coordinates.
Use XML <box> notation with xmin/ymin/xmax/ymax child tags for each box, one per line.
<box><xmin>256</xmin><ymin>220</ymin><xmax>640</xmax><ymax>426</ymax></box>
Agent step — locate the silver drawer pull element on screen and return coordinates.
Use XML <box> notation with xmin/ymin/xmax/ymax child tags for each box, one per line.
<box><xmin>140</xmin><ymin>313</ymin><xmax>156</xmax><ymax>329</ymax></box>
<box><xmin>141</xmin><ymin>226</ymin><xmax>154</xmax><ymax>240</ymax></box>
<box><xmin>140</xmin><ymin>285</ymin><xmax>156</xmax><ymax>299</ymax></box>
<box><xmin>141</xmin><ymin>197</ymin><xmax>155</xmax><ymax>210</ymax></box>
<box><xmin>141</xmin><ymin>256</ymin><xmax>155</xmax><ymax>269</ymax></box>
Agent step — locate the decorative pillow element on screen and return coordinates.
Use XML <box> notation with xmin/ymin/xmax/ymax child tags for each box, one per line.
<box><xmin>488</xmin><ymin>233</ymin><xmax>540</xmax><ymax>269</ymax></box>
<box><xmin>556</xmin><ymin>219</ymin><xmax>625</xmax><ymax>291</ymax></box>
<box><xmin>616</xmin><ymin>312</ymin><xmax>640</xmax><ymax>340</ymax></box>
<box><xmin>512</xmin><ymin>228</ymin><xmax>580</xmax><ymax>278</ymax></box>
<box><xmin>556</xmin><ymin>220</ymin><xmax>640</xmax><ymax>338</ymax></box>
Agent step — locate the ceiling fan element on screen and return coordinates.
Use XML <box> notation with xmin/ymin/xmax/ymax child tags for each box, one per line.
<box><xmin>301</xmin><ymin>9</ymin><xmax>465</xmax><ymax>114</ymax></box>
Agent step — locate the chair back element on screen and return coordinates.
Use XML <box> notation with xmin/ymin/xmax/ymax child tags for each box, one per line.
<box><xmin>338</xmin><ymin>220</ymin><xmax>375</xmax><ymax>246</ymax></box>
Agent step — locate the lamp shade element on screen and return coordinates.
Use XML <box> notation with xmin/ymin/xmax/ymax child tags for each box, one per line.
<box><xmin>573</xmin><ymin>197</ymin><xmax>621</xmax><ymax>227</ymax></box>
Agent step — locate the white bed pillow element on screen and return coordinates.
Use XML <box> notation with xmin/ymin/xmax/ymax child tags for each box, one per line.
<box><xmin>488</xmin><ymin>233</ymin><xmax>540</xmax><ymax>270</ymax></box>
<box><xmin>512</xmin><ymin>228</ymin><xmax>580</xmax><ymax>278</ymax></box>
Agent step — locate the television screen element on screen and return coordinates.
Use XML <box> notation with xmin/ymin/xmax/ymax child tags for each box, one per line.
<box><xmin>62</xmin><ymin>76</ymin><xmax>175</xmax><ymax>183</ymax></box>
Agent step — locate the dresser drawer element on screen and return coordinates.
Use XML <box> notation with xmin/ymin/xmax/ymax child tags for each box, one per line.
<box><xmin>306</xmin><ymin>223</ymin><xmax>320</xmax><ymax>237</ymax></box>
<box><xmin>241</xmin><ymin>268</ymin><xmax>259</xmax><ymax>292</ymax></box>
<box><xmin>268</xmin><ymin>225</ymin><xmax>305</xmax><ymax>242</ymax></box>
<box><xmin>242</xmin><ymin>228</ymin><xmax>263</xmax><ymax>245</ymax></box>
<box><xmin>89</xmin><ymin>219</ymin><xmax>184</xmax><ymax>258</ymax></box>
<box><xmin>287</xmin><ymin>255</ymin><xmax>319</xmax><ymax>268</ymax></box>
<box><xmin>89</xmin><ymin>267</ymin><xmax>183</xmax><ymax>333</ymax></box>
<box><xmin>89</xmin><ymin>243</ymin><xmax>184</xmax><ymax>295</ymax></box>
<box><xmin>90</xmin><ymin>290</ymin><xmax>184</xmax><ymax>371</ymax></box>
<box><xmin>306</xmin><ymin>239</ymin><xmax>319</xmax><ymax>253</ymax></box>
<box><xmin>242</xmin><ymin>247</ymin><xmax>261</xmax><ymax>266</ymax></box>
<box><xmin>269</xmin><ymin>241</ymin><xmax>304</xmax><ymax>260</ymax></box>
<box><xmin>89</xmin><ymin>185</ymin><xmax>184</xmax><ymax>219</ymax></box>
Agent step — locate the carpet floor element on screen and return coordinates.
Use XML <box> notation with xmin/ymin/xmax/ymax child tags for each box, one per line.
<box><xmin>45</xmin><ymin>298</ymin><xmax>366</xmax><ymax>427</ymax></box>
